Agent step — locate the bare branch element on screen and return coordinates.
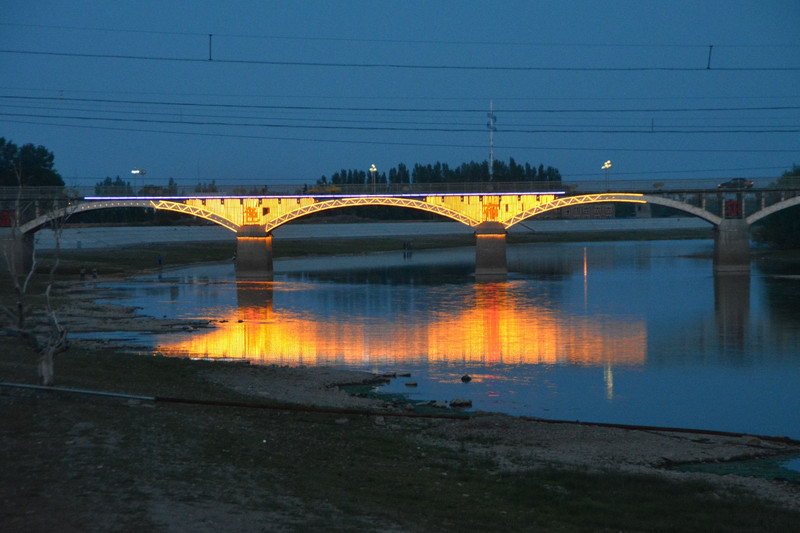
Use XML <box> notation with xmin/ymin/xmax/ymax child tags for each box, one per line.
<box><xmin>1</xmin><ymin>157</ymin><xmax>69</xmax><ymax>385</ymax></box>
<box><xmin>0</xmin><ymin>302</ymin><xmax>18</xmax><ymax>322</ymax></box>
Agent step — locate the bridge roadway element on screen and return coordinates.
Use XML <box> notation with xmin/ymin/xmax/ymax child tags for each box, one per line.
<box><xmin>7</xmin><ymin>185</ymin><xmax>800</xmax><ymax>280</ymax></box>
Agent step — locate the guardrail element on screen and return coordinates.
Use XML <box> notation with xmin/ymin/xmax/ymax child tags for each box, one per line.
<box><xmin>0</xmin><ymin>177</ymin><xmax>798</xmax><ymax>200</ymax></box>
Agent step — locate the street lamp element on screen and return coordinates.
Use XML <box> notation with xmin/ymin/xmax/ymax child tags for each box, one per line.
<box><xmin>131</xmin><ymin>168</ymin><xmax>146</xmax><ymax>196</ymax></box>
<box><xmin>369</xmin><ymin>164</ymin><xmax>377</xmax><ymax>194</ymax></box>
<box><xmin>601</xmin><ymin>160</ymin><xmax>612</xmax><ymax>191</ymax></box>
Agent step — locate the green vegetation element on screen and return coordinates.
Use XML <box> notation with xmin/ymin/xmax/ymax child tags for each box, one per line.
<box><xmin>317</xmin><ymin>157</ymin><xmax>562</xmax><ymax>187</ymax></box>
<box><xmin>0</xmin><ymin>137</ymin><xmax>63</xmax><ymax>187</ymax></box>
<box><xmin>94</xmin><ymin>176</ymin><xmax>135</xmax><ymax>196</ymax></box>
<box><xmin>752</xmin><ymin>165</ymin><xmax>800</xmax><ymax>250</ymax></box>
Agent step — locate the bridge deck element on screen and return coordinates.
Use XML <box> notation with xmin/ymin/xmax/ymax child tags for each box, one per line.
<box><xmin>6</xmin><ymin>183</ymin><xmax>800</xmax><ymax>235</ymax></box>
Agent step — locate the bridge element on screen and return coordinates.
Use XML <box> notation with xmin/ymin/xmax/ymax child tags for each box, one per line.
<box><xmin>3</xmin><ymin>180</ymin><xmax>799</xmax><ymax>280</ymax></box>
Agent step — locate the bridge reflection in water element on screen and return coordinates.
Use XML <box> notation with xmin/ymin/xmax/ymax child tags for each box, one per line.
<box><xmin>154</xmin><ymin>281</ymin><xmax>647</xmax><ymax>370</ymax></box>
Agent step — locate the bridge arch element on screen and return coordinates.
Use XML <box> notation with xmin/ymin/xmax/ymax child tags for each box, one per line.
<box><xmin>638</xmin><ymin>195</ymin><xmax>721</xmax><ymax>225</ymax></box>
<box><xmin>746</xmin><ymin>195</ymin><xmax>800</xmax><ymax>225</ymax></box>
<box><xmin>19</xmin><ymin>199</ymin><xmax>240</xmax><ymax>234</ymax></box>
<box><xmin>504</xmin><ymin>193</ymin><xmax>642</xmax><ymax>228</ymax></box>
<box><xmin>504</xmin><ymin>193</ymin><xmax>721</xmax><ymax>228</ymax></box>
<box><xmin>21</xmin><ymin>190</ymin><xmax>746</xmax><ymax>237</ymax></box>
<box><xmin>263</xmin><ymin>196</ymin><xmax>478</xmax><ymax>233</ymax></box>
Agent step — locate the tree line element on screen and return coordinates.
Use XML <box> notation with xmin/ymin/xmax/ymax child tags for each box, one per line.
<box><xmin>753</xmin><ymin>165</ymin><xmax>800</xmax><ymax>249</ymax></box>
<box><xmin>0</xmin><ymin>138</ymin><xmax>64</xmax><ymax>187</ymax></box>
<box><xmin>318</xmin><ymin>158</ymin><xmax>562</xmax><ymax>186</ymax></box>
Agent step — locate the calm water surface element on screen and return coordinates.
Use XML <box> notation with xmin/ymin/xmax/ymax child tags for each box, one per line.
<box><xmin>97</xmin><ymin>240</ymin><xmax>800</xmax><ymax>439</ymax></box>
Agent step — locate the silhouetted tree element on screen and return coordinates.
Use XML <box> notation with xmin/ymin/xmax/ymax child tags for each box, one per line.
<box><xmin>753</xmin><ymin>165</ymin><xmax>800</xmax><ymax>249</ymax></box>
<box><xmin>195</xmin><ymin>180</ymin><xmax>218</xmax><ymax>193</ymax></box>
<box><xmin>0</xmin><ymin>138</ymin><xmax>64</xmax><ymax>187</ymax></box>
<box><xmin>1</xmin><ymin>164</ymin><xmax>68</xmax><ymax>385</ymax></box>
<box><xmin>389</xmin><ymin>163</ymin><xmax>410</xmax><ymax>184</ymax></box>
<box><xmin>95</xmin><ymin>176</ymin><xmax>134</xmax><ymax>196</ymax></box>
<box><xmin>319</xmin><ymin>158</ymin><xmax>560</xmax><ymax>187</ymax></box>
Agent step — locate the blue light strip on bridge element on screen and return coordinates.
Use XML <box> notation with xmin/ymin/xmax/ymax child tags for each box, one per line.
<box><xmin>84</xmin><ymin>191</ymin><xmax>566</xmax><ymax>201</ymax></box>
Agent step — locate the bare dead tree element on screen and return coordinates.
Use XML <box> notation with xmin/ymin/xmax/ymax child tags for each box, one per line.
<box><xmin>0</xmin><ymin>164</ymin><xmax>68</xmax><ymax>385</ymax></box>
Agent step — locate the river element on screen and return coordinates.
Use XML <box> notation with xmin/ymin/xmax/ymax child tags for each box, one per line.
<box><xmin>73</xmin><ymin>227</ymin><xmax>800</xmax><ymax>440</ymax></box>
<box><xmin>33</xmin><ymin>217</ymin><xmax>709</xmax><ymax>250</ymax></box>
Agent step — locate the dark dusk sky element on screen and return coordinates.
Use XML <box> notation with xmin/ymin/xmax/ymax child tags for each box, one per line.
<box><xmin>1</xmin><ymin>1</ymin><xmax>799</xmax><ymax>188</ymax></box>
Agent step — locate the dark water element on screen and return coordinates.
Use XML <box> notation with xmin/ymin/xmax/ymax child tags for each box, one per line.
<box><xmin>96</xmin><ymin>240</ymin><xmax>800</xmax><ymax>439</ymax></box>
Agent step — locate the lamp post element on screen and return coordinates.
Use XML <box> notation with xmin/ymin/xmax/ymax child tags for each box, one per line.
<box><xmin>131</xmin><ymin>168</ymin><xmax>146</xmax><ymax>196</ymax></box>
<box><xmin>369</xmin><ymin>164</ymin><xmax>377</xmax><ymax>194</ymax></box>
<box><xmin>601</xmin><ymin>160</ymin><xmax>612</xmax><ymax>191</ymax></box>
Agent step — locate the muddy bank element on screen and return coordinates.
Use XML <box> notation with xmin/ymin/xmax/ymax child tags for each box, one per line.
<box><xmin>13</xmin><ymin>274</ymin><xmax>799</xmax><ymax>516</ymax></box>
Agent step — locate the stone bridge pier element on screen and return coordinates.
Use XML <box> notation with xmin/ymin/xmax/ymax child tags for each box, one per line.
<box><xmin>474</xmin><ymin>221</ymin><xmax>508</xmax><ymax>282</ymax></box>
<box><xmin>236</xmin><ymin>225</ymin><xmax>273</xmax><ymax>280</ymax></box>
<box><xmin>235</xmin><ymin>222</ymin><xmax>512</xmax><ymax>282</ymax></box>
<box><xmin>713</xmin><ymin>219</ymin><xmax>751</xmax><ymax>274</ymax></box>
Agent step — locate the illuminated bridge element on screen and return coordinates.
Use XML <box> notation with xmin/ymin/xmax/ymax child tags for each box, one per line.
<box><xmin>6</xmin><ymin>180</ymin><xmax>800</xmax><ymax>279</ymax></box>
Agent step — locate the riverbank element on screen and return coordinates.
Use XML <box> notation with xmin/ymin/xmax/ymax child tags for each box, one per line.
<box><xmin>3</xmin><ymin>336</ymin><xmax>800</xmax><ymax>532</ymax></box>
<box><xmin>3</xmin><ymin>238</ymin><xmax>800</xmax><ymax>531</ymax></box>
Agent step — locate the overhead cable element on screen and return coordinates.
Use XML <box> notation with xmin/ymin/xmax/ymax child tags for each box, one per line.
<box><xmin>2</xmin><ymin>49</ymin><xmax>799</xmax><ymax>72</ymax></box>
<box><xmin>2</xmin><ymin>94</ymin><xmax>799</xmax><ymax>114</ymax></box>
<box><xmin>5</xmin><ymin>118</ymin><xmax>797</xmax><ymax>154</ymax></box>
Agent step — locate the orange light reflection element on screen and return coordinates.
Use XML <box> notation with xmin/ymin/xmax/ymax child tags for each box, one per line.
<box><xmin>156</xmin><ymin>284</ymin><xmax>646</xmax><ymax>368</ymax></box>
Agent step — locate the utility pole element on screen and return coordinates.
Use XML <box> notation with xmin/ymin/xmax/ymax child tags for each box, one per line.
<box><xmin>487</xmin><ymin>100</ymin><xmax>496</xmax><ymax>182</ymax></box>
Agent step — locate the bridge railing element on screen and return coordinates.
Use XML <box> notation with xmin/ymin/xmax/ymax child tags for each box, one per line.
<box><xmin>0</xmin><ymin>176</ymin><xmax>798</xmax><ymax>201</ymax></box>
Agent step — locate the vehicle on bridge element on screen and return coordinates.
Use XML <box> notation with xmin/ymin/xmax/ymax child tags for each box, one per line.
<box><xmin>717</xmin><ymin>178</ymin><xmax>754</xmax><ymax>189</ymax></box>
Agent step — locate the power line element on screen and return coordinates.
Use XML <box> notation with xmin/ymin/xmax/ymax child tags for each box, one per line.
<box><xmin>0</xmin><ymin>102</ymin><xmax>485</xmax><ymax>128</ymax></box>
<box><xmin>5</xmin><ymin>118</ymin><xmax>797</xmax><ymax>154</ymax></box>
<box><xmin>604</xmin><ymin>165</ymin><xmax>792</xmax><ymax>177</ymax></box>
<box><xmin>5</xmin><ymin>111</ymin><xmax>797</xmax><ymax>134</ymax></box>
<box><xmin>0</xmin><ymin>111</ymin><xmax>482</xmax><ymax>132</ymax></box>
<box><xmin>3</xmin><ymin>85</ymin><xmax>798</xmax><ymax>103</ymax></box>
<box><xmin>3</xmin><ymin>21</ymin><xmax>799</xmax><ymax>49</ymax></box>
<box><xmin>4</xmin><ymin>104</ymin><xmax>795</xmax><ymax>132</ymax></box>
<box><xmin>3</xmin><ymin>49</ymin><xmax>799</xmax><ymax>72</ymax></box>
<box><xmin>5</xmin><ymin>101</ymin><xmax>795</xmax><ymax>131</ymax></box>
<box><xmin>3</xmin><ymin>94</ymin><xmax>799</xmax><ymax>114</ymax></box>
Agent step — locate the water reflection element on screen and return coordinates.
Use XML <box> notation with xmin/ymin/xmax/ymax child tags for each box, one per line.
<box><xmin>100</xmin><ymin>240</ymin><xmax>800</xmax><ymax>438</ymax></box>
<box><xmin>156</xmin><ymin>278</ymin><xmax>647</xmax><ymax>369</ymax></box>
<box><xmin>714</xmin><ymin>274</ymin><xmax>750</xmax><ymax>352</ymax></box>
